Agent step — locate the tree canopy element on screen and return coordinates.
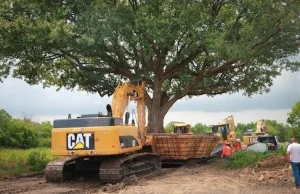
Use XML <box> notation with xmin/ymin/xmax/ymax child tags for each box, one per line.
<box><xmin>1</xmin><ymin>0</ymin><xmax>300</xmax><ymax>132</ymax></box>
<box><xmin>287</xmin><ymin>101</ymin><xmax>300</xmax><ymax>140</ymax></box>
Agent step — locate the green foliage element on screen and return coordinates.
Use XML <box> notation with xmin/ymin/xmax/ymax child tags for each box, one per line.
<box><xmin>286</xmin><ymin>101</ymin><xmax>300</xmax><ymax>141</ymax></box>
<box><xmin>0</xmin><ymin>152</ymin><xmax>28</xmax><ymax>177</ymax></box>
<box><xmin>229</xmin><ymin>151</ymin><xmax>269</xmax><ymax>169</ymax></box>
<box><xmin>27</xmin><ymin>150</ymin><xmax>48</xmax><ymax>171</ymax></box>
<box><xmin>266</xmin><ymin>120</ymin><xmax>287</xmax><ymax>141</ymax></box>
<box><xmin>1</xmin><ymin>0</ymin><xmax>300</xmax><ymax>132</ymax></box>
<box><xmin>191</xmin><ymin>123</ymin><xmax>211</xmax><ymax>134</ymax></box>
<box><xmin>229</xmin><ymin>147</ymin><xmax>287</xmax><ymax>169</ymax></box>
<box><xmin>164</xmin><ymin>122</ymin><xmax>173</xmax><ymax>133</ymax></box>
<box><xmin>0</xmin><ymin>109</ymin><xmax>12</xmax><ymax>146</ymax></box>
<box><xmin>39</xmin><ymin>121</ymin><xmax>52</xmax><ymax>138</ymax></box>
<box><xmin>235</xmin><ymin>122</ymin><xmax>256</xmax><ymax>138</ymax></box>
<box><xmin>39</xmin><ymin>138</ymin><xmax>51</xmax><ymax>147</ymax></box>
<box><xmin>0</xmin><ymin>109</ymin><xmax>52</xmax><ymax>149</ymax></box>
<box><xmin>288</xmin><ymin>101</ymin><xmax>300</xmax><ymax>127</ymax></box>
<box><xmin>0</xmin><ymin>148</ymin><xmax>56</xmax><ymax>177</ymax></box>
<box><xmin>8</xmin><ymin>119</ymin><xmax>39</xmax><ymax>149</ymax></box>
<box><xmin>272</xmin><ymin>146</ymin><xmax>287</xmax><ymax>156</ymax></box>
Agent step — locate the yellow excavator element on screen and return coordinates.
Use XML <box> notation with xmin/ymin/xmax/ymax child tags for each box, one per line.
<box><xmin>208</xmin><ymin>115</ymin><xmax>239</xmax><ymax>155</ymax></box>
<box><xmin>169</xmin><ymin>122</ymin><xmax>192</xmax><ymax>134</ymax></box>
<box><xmin>45</xmin><ymin>80</ymin><xmax>161</xmax><ymax>183</ymax></box>
<box><xmin>243</xmin><ymin>119</ymin><xmax>268</xmax><ymax>145</ymax></box>
<box><xmin>211</xmin><ymin>115</ymin><xmax>236</xmax><ymax>143</ymax></box>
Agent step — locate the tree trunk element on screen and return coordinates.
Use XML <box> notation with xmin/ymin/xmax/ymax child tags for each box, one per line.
<box><xmin>147</xmin><ymin>106</ymin><xmax>166</xmax><ymax>133</ymax></box>
<box><xmin>146</xmin><ymin>79</ymin><xmax>164</xmax><ymax>133</ymax></box>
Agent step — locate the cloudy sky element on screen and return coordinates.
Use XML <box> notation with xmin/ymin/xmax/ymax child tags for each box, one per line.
<box><xmin>0</xmin><ymin>55</ymin><xmax>299</xmax><ymax>126</ymax></box>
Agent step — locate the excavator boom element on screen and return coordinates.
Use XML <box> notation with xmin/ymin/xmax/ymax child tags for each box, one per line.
<box><xmin>112</xmin><ymin>80</ymin><xmax>146</xmax><ymax>143</ymax></box>
<box><xmin>211</xmin><ymin>115</ymin><xmax>236</xmax><ymax>142</ymax></box>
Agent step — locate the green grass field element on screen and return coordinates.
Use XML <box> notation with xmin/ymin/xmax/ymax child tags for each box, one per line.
<box><xmin>0</xmin><ymin>147</ymin><xmax>59</xmax><ymax>178</ymax></box>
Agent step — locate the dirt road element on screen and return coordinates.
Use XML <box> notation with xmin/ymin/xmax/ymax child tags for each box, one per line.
<box><xmin>0</xmin><ymin>159</ymin><xmax>296</xmax><ymax>194</ymax></box>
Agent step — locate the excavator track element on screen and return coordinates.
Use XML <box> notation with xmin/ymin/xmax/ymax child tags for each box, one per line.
<box><xmin>99</xmin><ymin>153</ymin><xmax>162</xmax><ymax>184</ymax></box>
<box><xmin>45</xmin><ymin>156</ymin><xmax>81</xmax><ymax>182</ymax></box>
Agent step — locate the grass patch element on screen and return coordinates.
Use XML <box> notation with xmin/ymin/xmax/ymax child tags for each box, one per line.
<box><xmin>228</xmin><ymin>146</ymin><xmax>287</xmax><ymax>169</ymax></box>
<box><xmin>229</xmin><ymin>151</ymin><xmax>269</xmax><ymax>169</ymax></box>
<box><xmin>0</xmin><ymin>147</ymin><xmax>59</xmax><ymax>178</ymax></box>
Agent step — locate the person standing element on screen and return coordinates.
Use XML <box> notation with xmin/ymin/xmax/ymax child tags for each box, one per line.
<box><xmin>287</xmin><ymin>138</ymin><xmax>300</xmax><ymax>190</ymax></box>
<box><xmin>221</xmin><ymin>142</ymin><xmax>232</xmax><ymax>168</ymax></box>
<box><xmin>233</xmin><ymin>139</ymin><xmax>242</xmax><ymax>152</ymax></box>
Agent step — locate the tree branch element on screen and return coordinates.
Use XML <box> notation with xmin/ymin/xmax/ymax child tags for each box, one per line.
<box><xmin>187</xmin><ymin>88</ymin><xmax>230</xmax><ymax>96</ymax></box>
<box><xmin>163</xmin><ymin>46</ymin><xmax>204</xmax><ymax>79</ymax></box>
<box><xmin>211</xmin><ymin>0</ymin><xmax>226</xmax><ymax>18</ymax></box>
<box><xmin>162</xmin><ymin>59</ymin><xmax>241</xmax><ymax>112</ymax></box>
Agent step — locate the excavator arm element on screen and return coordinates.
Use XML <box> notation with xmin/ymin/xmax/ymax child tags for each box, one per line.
<box><xmin>255</xmin><ymin>120</ymin><xmax>268</xmax><ymax>133</ymax></box>
<box><xmin>111</xmin><ymin>80</ymin><xmax>146</xmax><ymax>144</ymax></box>
<box><xmin>212</xmin><ymin>115</ymin><xmax>236</xmax><ymax>142</ymax></box>
<box><xmin>226</xmin><ymin>115</ymin><xmax>235</xmax><ymax>133</ymax></box>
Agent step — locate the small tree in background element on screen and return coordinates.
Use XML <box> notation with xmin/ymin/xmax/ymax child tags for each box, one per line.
<box><xmin>235</xmin><ymin>122</ymin><xmax>256</xmax><ymax>139</ymax></box>
<box><xmin>287</xmin><ymin>101</ymin><xmax>300</xmax><ymax>141</ymax></box>
<box><xmin>0</xmin><ymin>109</ymin><xmax>52</xmax><ymax>148</ymax></box>
<box><xmin>191</xmin><ymin>123</ymin><xmax>211</xmax><ymax>134</ymax></box>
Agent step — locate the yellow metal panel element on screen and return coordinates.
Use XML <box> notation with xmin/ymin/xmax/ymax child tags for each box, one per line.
<box><xmin>51</xmin><ymin>126</ymin><xmax>142</xmax><ymax>156</ymax></box>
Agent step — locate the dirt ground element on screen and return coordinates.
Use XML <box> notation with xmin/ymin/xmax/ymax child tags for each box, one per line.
<box><xmin>0</xmin><ymin>157</ymin><xmax>297</xmax><ymax>194</ymax></box>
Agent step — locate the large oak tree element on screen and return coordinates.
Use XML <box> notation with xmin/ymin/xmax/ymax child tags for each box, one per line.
<box><xmin>0</xmin><ymin>0</ymin><xmax>300</xmax><ymax>132</ymax></box>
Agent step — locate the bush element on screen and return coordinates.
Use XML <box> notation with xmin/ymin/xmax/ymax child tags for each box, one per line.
<box><xmin>0</xmin><ymin>152</ymin><xmax>28</xmax><ymax>177</ymax></box>
<box><xmin>8</xmin><ymin>120</ymin><xmax>39</xmax><ymax>149</ymax></box>
<box><xmin>229</xmin><ymin>151</ymin><xmax>269</xmax><ymax>169</ymax></box>
<box><xmin>0</xmin><ymin>109</ymin><xmax>54</xmax><ymax>149</ymax></box>
<box><xmin>0</xmin><ymin>148</ymin><xmax>61</xmax><ymax>177</ymax></box>
<box><xmin>27</xmin><ymin>150</ymin><xmax>49</xmax><ymax>171</ymax></box>
<box><xmin>39</xmin><ymin>138</ymin><xmax>51</xmax><ymax>147</ymax></box>
<box><xmin>271</xmin><ymin>146</ymin><xmax>287</xmax><ymax>156</ymax></box>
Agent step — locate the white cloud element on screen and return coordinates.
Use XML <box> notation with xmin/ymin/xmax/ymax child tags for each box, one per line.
<box><xmin>164</xmin><ymin>109</ymin><xmax>290</xmax><ymax>126</ymax></box>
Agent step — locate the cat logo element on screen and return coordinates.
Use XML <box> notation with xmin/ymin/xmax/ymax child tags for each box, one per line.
<box><xmin>67</xmin><ymin>133</ymin><xmax>94</xmax><ymax>150</ymax></box>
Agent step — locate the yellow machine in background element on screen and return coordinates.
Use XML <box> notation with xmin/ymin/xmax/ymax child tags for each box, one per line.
<box><xmin>208</xmin><ymin>115</ymin><xmax>238</xmax><ymax>155</ymax></box>
<box><xmin>211</xmin><ymin>115</ymin><xmax>236</xmax><ymax>143</ymax></box>
<box><xmin>243</xmin><ymin>119</ymin><xmax>268</xmax><ymax>145</ymax></box>
<box><xmin>45</xmin><ymin>80</ymin><xmax>161</xmax><ymax>183</ymax></box>
<box><xmin>169</xmin><ymin>122</ymin><xmax>192</xmax><ymax>134</ymax></box>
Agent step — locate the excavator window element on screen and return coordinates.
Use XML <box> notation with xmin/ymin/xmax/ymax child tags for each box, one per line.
<box><xmin>222</xmin><ymin>125</ymin><xmax>228</xmax><ymax>140</ymax></box>
<box><xmin>257</xmin><ymin>136</ymin><xmax>277</xmax><ymax>146</ymax></box>
<box><xmin>212</xmin><ymin>124</ymin><xmax>229</xmax><ymax>140</ymax></box>
<box><xmin>174</xmin><ymin>126</ymin><xmax>187</xmax><ymax>133</ymax></box>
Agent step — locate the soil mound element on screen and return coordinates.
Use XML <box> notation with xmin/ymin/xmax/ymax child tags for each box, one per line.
<box><xmin>239</xmin><ymin>155</ymin><xmax>292</xmax><ymax>186</ymax></box>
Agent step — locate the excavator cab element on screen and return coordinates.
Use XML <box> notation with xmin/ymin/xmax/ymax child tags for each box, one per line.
<box><xmin>175</xmin><ymin>126</ymin><xmax>189</xmax><ymax>133</ymax></box>
<box><xmin>171</xmin><ymin>122</ymin><xmax>191</xmax><ymax>134</ymax></box>
<box><xmin>211</xmin><ymin>124</ymin><xmax>229</xmax><ymax>141</ymax></box>
<box><xmin>211</xmin><ymin>115</ymin><xmax>236</xmax><ymax>143</ymax></box>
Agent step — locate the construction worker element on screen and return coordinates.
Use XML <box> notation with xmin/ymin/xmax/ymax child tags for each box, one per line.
<box><xmin>221</xmin><ymin>142</ymin><xmax>232</xmax><ymax>168</ymax></box>
<box><xmin>287</xmin><ymin>138</ymin><xmax>300</xmax><ymax>190</ymax></box>
<box><xmin>233</xmin><ymin>139</ymin><xmax>241</xmax><ymax>152</ymax></box>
